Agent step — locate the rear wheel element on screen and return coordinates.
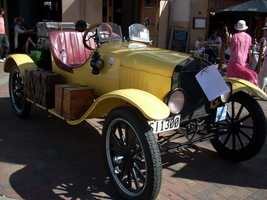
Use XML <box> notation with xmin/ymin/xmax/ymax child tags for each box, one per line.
<box><xmin>9</xmin><ymin>65</ymin><xmax>31</xmax><ymax>118</ymax></box>
<box><xmin>211</xmin><ymin>92</ymin><xmax>266</xmax><ymax>161</ymax></box>
<box><xmin>102</xmin><ymin>106</ymin><xmax>162</xmax><ymax>200</ymax></box>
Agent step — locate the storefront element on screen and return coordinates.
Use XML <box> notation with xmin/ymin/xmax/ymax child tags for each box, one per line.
<box><xmin>2</xmin><ymin>0</ymin><xmax>266</xmax><ymax>53</ymax></box>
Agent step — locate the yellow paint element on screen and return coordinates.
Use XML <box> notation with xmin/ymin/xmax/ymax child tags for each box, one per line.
<box><xmin>224</xmin><ymin>77</ymin><xmax>267</xmax><ymax>99</ymax></box>
<box><xmin>66</xmin><ymin>89</ymin><xmax>170</xmax><ymax>125</ymax></box>
<box><xmin>4</xmin><ymin>54</ymin><xmax>37</xmax><ymax>79</ymax></box>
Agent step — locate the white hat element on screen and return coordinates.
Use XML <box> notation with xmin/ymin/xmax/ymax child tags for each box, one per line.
<box><xmin>14</xmin><ymin>17</ymin><xmax>25</xmax><ymax>23</ymax></box>
<box><xmin>234</xmin><ymin>20</ymin><xmax>248</xmax><ymax>31</ymax></box>
<box><xmin>262</xmin><ymin>22</ymin><xmax>267</xmax><ymax>30</ymax></box>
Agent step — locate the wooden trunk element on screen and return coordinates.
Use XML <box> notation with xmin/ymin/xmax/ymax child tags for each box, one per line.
<box><xmin>39</xmin><ymin>71</ymin><xmax>62</xmax><ymax>108</ymax></box>
<box><xmin>55</xmin><ymin>84</ymin><xmax>83</xmax><ymax>115</ymax></box>
<box><xmin>61</xmin><ymin>87</ymin><xmax>94</xmax><ymax>120</ymax></box>
<box><xmin>25</xmin><ymin>69</ymin><xmax>61</xmax><ymax>108</ymax></box>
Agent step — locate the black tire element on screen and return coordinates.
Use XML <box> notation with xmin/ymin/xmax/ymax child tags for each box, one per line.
<box><xmin>102</xmin><ymin>106</ymin><xmax>162</xmax><ymax>200</ymax></box>
<box><xmin>211</xmin><ymin>91</ymin><xmax>267</xmax><ymax>161</ymax></box>
<box><xmin>9</xmin><ymin>65</ymin><xmax>31</xmax><ymax>118</ymax></box>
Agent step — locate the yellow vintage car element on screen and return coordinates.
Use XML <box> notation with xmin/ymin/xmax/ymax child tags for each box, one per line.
<box><xmin>3</xmin><ymin>22</ymin><xmax>267</xmax><ymax>200</ymax></box>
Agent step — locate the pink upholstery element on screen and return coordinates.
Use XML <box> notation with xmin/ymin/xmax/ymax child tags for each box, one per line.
<box><xmin>49</xmin><ymin>31</ymin><xmax>95</xmax><ymax>73</ymax></box>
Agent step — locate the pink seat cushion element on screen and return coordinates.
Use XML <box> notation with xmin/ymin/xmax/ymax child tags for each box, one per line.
<box><xmin>49</xmin><ymin>31</ymin><xmax>95</xmax><ymax>73</ymax></box>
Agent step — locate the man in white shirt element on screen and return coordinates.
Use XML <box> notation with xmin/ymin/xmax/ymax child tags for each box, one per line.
<box><xmin>209</xmin><ymin>32</ymin><xmax>222</xmax><ymax>57</ymax></box>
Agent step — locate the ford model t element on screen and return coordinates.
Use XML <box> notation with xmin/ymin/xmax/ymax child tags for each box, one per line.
<box><xmin>3</xmin><ymin>22</ymin><xmax>267</xmax><ymax>200</ymax></box>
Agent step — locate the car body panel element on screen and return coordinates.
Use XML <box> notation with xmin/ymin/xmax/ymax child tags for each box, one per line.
<box><xmin>51</xmin><ymin>40</ymin><xmax>191</xmax><ymax>100</ymax></box>
<box><xmin>224</xmin><ymin>77</ymin><xmax>267</xmax><ymax>99</ymax></box>
<box><xmin>4</xmin><ymin>54</ymin><xmax>38</xmax><ymax>74</ymax></box>
<box><xmin>4</xmin><ymin>54</ymin><xmax>170</xmax><ymax>124</ymax></box>
<box><xmin>66</xmin><ymin>88</ymin><xmax>170</xmax><ymax>125</ymax></box>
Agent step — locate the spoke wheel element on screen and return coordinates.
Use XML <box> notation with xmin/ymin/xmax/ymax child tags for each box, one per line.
<box><xmin>102</xmin><ymin>106</ymin><xmax>162</xmax><ymax>200</ymax></box>
<box><xmin>9</xmin><ymin>65</ymin><xmax>31</xmax><ymax>118</ymax></box>
<box><xmin>211</xmin><ymin>92</ymin><xmax>266</xmax><ymax>161</ymax></box>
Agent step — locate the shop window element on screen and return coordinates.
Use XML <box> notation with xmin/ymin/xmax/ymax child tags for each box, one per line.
<box><xmin>209</xmin><ymin>1</ymin><xmax>216</xmax><ymax>9</ymax></box>
<box><xmin>44</xmin><ymin>1</ymin><xmax>52</xmax><ymax>10</ymax></box>
<box><xmin>209</xmin><ymin>1</ymin><xmax>236</xmax><ymax>10</ymax></box>
<box><xmin>217</xmin><ymin>2</ymin><xmax>224</xmax><ymax>9</ymax></box>
<box><xmin>145</xmin><ymin>0</ymin><xmax>156</xmax><ymax>8</ymax></box>
<box><xmin>225</xmin><ymin>3</ymin><xmax>232</xmax><ymax>7</ymax></box>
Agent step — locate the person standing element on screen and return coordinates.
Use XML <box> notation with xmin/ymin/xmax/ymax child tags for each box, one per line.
<box><xmin>226</xmin><ymin>20</ymin><xmax>259</xmax><ymax>87</ymax></box>
<box><xmin>258</xmin><ymin>23</ymin><xmax>267</xmax><ymax>89</ymax></box>
<box><xmin>0</xmin><ymin>7</ymin><xmax>9</xmax><ymax>62</ymax></box>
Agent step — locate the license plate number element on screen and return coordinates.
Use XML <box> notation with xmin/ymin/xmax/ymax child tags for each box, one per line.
<box><xmin>148</xmin><ymin>115</ymin><xmax>180</xmax><ymax>134</ymax></box>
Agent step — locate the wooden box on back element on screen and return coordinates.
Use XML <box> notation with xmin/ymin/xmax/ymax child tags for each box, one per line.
<box><xmin>61</xmin><ymin>86</ymin><xmax>94</xmax><ymax>120</ymax></box>
<box><xmin>25</xmin><ymin>69</ymin><xmax>61</xmax><ymax>108</ymax></box>
<box><xmin>55</xmin><ymin>84</ymin><xmax>82</xmax><ymax>115</ymax></box>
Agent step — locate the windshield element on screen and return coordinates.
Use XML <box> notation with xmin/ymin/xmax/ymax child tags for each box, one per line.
<box><xmin>129</xmin><ymin>24</ymin><xmax>150</xmax><ymax>43</ymax></box>
<box><xmin>96</xmin><ymin>23</ymin><xmax>150</xmax><ymax>44</ymax></box>
<box><xmin>98</xmin><ymin>22</ymin><xmax>123</xmax><ymax>43</ymax></box>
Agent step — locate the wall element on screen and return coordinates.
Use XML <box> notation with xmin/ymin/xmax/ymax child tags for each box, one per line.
<box><xmin>62</xmin><ymin>0</ymin><xmax>102</xmax><ymax>24</ymax></box>
<box><xmin>169</xmin><ymin>0</ymin><xmax>191</xmax><ymax>52</ymax></box>
<box><xmin>158</xmin><ymin>1</ymin><xmax>170</xmax><ymax>49</ymax></box>
<box><xmin>59</xmin><ymin>0</ymin><xmax>206</xmax><ymax>52</ymax></box>
<box><xmin>169</xmin><ymin>0</ymin><xmax>208</xmax><ymax>53</ymax></box>
<box><xmin>189</xmin><ymin>0</ymin><xmax>208</xmax><ymax>52</ymax></box>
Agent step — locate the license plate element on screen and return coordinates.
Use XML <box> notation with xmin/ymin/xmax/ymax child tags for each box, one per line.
<box><xmin>215</xmin><ymin>105</ymin><xmax>227</xmax><ymax>122</ymax></box>
<box><xmin>148</xmin><ymin>115</ymin><xmax>180</xmax><ymax>134</ymax></box>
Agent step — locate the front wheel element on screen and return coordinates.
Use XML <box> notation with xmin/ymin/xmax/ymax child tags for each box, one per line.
<box><xmin>9</xmin><ymin>65</ymin><xmax>31</xmax><ymax>118</ymax></box>
<box><xmin>211</xmin><ymin>91</ymin><xmax>267</xmax><ymax>161</ymax></box>
<box><xmin>102</xmin><ymin>106</ymin><xmax>162</xmax><ymax>200</ymax></box>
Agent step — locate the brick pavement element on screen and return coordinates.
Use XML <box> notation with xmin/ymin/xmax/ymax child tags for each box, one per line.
<box><xmin>0</xmin><ymin>62</ymin><xmax>267</xmax><ymax>200</ymax></box>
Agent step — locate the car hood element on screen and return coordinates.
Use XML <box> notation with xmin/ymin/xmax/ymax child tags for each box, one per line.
<box><xmin>101</xmin><ymin>41</ymin><xmax>191</xmax><ymax>77</ymax></box>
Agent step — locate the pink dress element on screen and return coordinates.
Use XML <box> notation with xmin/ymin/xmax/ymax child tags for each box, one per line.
<box><xmin>226</xmin><ymin>32</ymin><xmax>259</xmax><ymax>86</ymax></box>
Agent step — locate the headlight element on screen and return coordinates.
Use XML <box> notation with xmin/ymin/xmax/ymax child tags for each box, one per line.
<box><xmin>167</xmin><ymin>88</ymin><xmax>186</xmax><ymax>114</ymax></box>
<box><xmin>219</xmin><ymin>82</ymin><xmax>232</xmax><ymax>103</ymax></box>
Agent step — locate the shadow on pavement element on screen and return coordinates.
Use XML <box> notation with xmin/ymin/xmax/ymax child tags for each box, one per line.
<box><xmin>0</xmin><ymin>96</ymin><xmax>267</xmax><ymax>200</ymax></box>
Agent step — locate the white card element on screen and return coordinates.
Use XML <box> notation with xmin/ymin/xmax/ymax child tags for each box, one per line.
<box><xmin>195</xmin><ymin>65</ymin><xmax>230</xmax><ymax>101</ymax></box>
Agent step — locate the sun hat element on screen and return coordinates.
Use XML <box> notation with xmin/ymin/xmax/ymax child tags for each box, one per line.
<box><xmin>234</xmin><ymin>20</ymin><xmax>248</xmax><ymax>31</ymax></box>
<box><xmin>14</xmin><ymin>17</ymin><xmax>25</xmax><ymax>23</ymax></box>
<box><xmin>262</xmin><ymin>22</ymin><xmax>267</xmax><ymax>30</ymax></box>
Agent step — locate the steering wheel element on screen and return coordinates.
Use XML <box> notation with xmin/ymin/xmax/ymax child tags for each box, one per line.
<box><xmin>83</xmin><ymin>23</ymin><xmax>112</xmax><ymax>50</ymax></box>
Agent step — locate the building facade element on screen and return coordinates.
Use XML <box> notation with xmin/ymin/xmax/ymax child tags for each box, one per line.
<box><xmin>1</xmin><ymin>0</ymin><xmax>266</xmax><ymax>53</ymax></box>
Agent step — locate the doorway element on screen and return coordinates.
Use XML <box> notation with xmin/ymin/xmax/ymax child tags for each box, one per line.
<box><xmin>140</xmin><ymin>0</ymin><xmax>159</xmax><ymax>46</ymax></box>
<box><xmin>104</xmin><ymin>0</ymin><xmax>140</xmax><ymax>37</ymax></box>
<box><xmin>103</xmin><ymin>0</ymin><xmax>159</xmax><ymax>46</ymax></box>
<box><xmin>42</xmin><ymin>0</ymin><xmax>62</xmax><ymax>22</ymax></box>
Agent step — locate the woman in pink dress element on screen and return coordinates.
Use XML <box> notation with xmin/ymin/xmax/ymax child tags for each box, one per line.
<box><xmin>226</xmin><ymin>20</ymin><xmax>259</xmax><ymax>87</ymax></box>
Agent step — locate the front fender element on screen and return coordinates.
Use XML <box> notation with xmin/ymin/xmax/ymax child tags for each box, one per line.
<box><xmin>66</xmin><ymin>89</ymin><xmax>170</xmax><ymax>125</ymax></box>
<box><xmin>224</xmin><ymin>77</ymin><xmax>267</xmax><ymax>99</ymax></box>
<box><xmin>3</xmin><ymin>54</ymin><xmax>37</xmax><ymax>77</ymax></box>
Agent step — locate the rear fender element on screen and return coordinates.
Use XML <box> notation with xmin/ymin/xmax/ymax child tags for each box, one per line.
<box><xmin>3</xmin><ymin>54</ymin><xmax>37</xmax><ymax>78</ymax></box>
<box><xmin>67</xmin><ymin>89</ymin><xmax>170</xmax><ymax>125</ymax></box>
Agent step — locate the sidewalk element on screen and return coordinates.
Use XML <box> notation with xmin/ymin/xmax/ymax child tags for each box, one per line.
<box><xmin>0</xmin><ymin>195</ymin><xmax>18</xmax><ymax>200</ymax></box>
<box><xmin>0</xmin><ymin>62</ymin><xmax>267</xmax><ymax>200</ymax></box>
